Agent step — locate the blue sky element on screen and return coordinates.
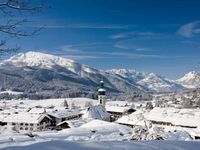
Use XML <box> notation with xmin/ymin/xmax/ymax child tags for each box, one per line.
<box><xmin>1</xmin><ymin>0</ymin><xmax>200</xmax><ymax>79</ymax></box>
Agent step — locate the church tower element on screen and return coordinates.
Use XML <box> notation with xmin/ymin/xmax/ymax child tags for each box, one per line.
<box><xmin>98</xmin><ymin>80</ymin><xmax>106</xmax><ymax>107</ymax></box>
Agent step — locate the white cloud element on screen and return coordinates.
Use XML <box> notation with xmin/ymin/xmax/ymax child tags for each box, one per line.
<box><xmin>114</xmin><ymin>42</ymin><xmax>132</xmax><ymax>49</ymax></box>
<box><xmin>64</xmin><ymin>52</ymin><xmax>164</xmax><ymax>59</ymax></box>
<box><xmin>66</xmin><ymin>42</ymin><xmax>111</xmax><ymax>49</ymax></box>
<box><xmin>58</xmin><ymin>42</ymin><xmax>111</xmax><ymax>53</ymax></box>
<box><xmin>44</xmin><ymin>23</ymin><xmax>131</xmax><ymax>29</ymax></box>
<box><xmin>110</xmin><ymin>52</ymin><xmax>164</xmax><ymax>58</ymax></box>
<box><xmin>135</xmin><ymin>48</ymin><xmax>150</xmax><ymax>51</ymax></box>
<box><xmin>60</xmin><ymin>45</ymin><xmax>80</xmax><ymax>52</ymax></box>
<box><xmin>110</xmin><ymin>32</ymin><xmax>156</xmax><ymax>39</ymax></box>
<box><xmin>114</xmin><ymin>41</ymin><xmax>150</xmax><ymax>51</ymax></box>
<box><xmin>110</xmin><ymin>33</ymin><xmax>130</xmax><ymax>39</ymax></box>
<box><xmin>177</xmin><ymin>21</ymin><xmax>200</xmax><ymax>37</ymax></box>
<box><xmin>61</xmin><ymin>55</ymin><xmax>101</xmax><ymax>60</ymax></box>
<box><xmin>30</xmin><ymin>49</ymin><xmax>196</xmax><ymax>60</ymax></box>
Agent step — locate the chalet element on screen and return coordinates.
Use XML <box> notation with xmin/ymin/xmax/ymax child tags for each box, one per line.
<box><xmin>48</xmin><ymin>109</ymin><xmax>82</xmax><ymax>126</ymax></box>
<box><xmin>3</xmin><ymin>113</ymin><xmax>51</xmax><ymax>132</ymax></box>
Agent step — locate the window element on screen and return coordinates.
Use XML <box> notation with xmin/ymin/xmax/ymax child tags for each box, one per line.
<box><xmin>30</xmin><ymin>128</ymin><xmax>33</xmax><ymax>131</ymax></box>
<box><xmin>25</xmin><ymin>123</ymin><xmax>28</xmax><ymax>126</ymax></box>
<box><xmin>25</xmin><ymin>127</ymin><xmax>28</xmax><ymax>130</ymax></box>
<box><xmin>12</xmin><ymin>123</ymin><xmax>16</xmax><ymax>126</ymax></box>
<box><xmin>20</xmin><ymin>127</ymin><xmax>23</xmax><ymax>130</ymax></box>
<box><xmin>100</xmin><ymin>99</ymin><xmax>103</xmax><ymax>104</ymax></box>
<box><xmin>30</xmin><ymin>123</ymin><xmax>34</xmax><ymax>126</ymax></box>
<box><xmin>20</xmin><ymin>123</ymin><xmax>23</xmax><ymax>126</ymax></box>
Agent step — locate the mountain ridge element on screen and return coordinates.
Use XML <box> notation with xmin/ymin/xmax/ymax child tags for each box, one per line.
<box><xmin>176</xmin><ymin>71</ymin><xmax>200</xmax><ymax>88</ymax></box>
<box><xmin>0</xmin><ymin>51</ymin><xmax>199</xmax><ymax>99</ymax></box>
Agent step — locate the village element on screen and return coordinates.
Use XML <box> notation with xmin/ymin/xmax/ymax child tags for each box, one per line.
<box><xmin>0</xmin><ymin>81</ymin><xmax>200</xmax><ymax>142</ymax></box>
<box><xmin>0</xmin><ymin>0</ymin><xmax>200</xmax><ymax>149</ymax></box>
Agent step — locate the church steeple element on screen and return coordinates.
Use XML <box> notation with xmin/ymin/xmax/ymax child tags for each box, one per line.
<box><xmin>98</xmin><ymin>81</ymin><xmax>106</xmax><ymax>107</ymax></box>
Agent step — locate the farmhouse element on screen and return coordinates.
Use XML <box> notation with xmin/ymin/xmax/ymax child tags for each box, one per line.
<box><xmin>105</xmin><ymin>103</ymin><xmax>135</xmax><ymax>121</ymax></box>
<box><xmin>146</xmin><ymin>107</ymin><xmax>200</xmax><ymax>129</ymax></box>
<box><xmin>48</xmin><ymin>109</ymin><xmax>82</xmax><ymax>126</ymax></box>
<box><xmin>116</xmin><ymin>110</ymin><xmax>145</xmax><ymax>128</ymax></box>
<box><xmin>3</xmin><ymin>113</ymin><xmax>51</xmax><ymax>132</ymax></box>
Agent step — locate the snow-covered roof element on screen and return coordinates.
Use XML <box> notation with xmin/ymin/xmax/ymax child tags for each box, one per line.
<box><xmin>106</xmin><ymin>101</ymin><xmax>132</xmax><ymax>107</ymax></box>
<box><xmin>105</xmin><ymin>105</ymin><xmax>132</xmax><ymax>113</ymax></box>
<box><xmin>28</xmin><ymin>108</ymin><xmax>52</xmax><ymax>114</ymax></box>
<box><xmin>57</xmin><ymin>119</ymin><xmax>88</xmax><ymax>128</ymax></box>
<box><xmin>116</xmin><ymin>110</ymin><xmax>145</xmax><ymax>126</ymax></box>
<box><xmin>0</xmin><ymin>114</ymin><xmax>9</xmax><ymax>122</ymax></box>
<box><xmin>82</xmin><ymin>105</ymin><xmax>111</xmax><ymax>120</ymax></box>
<box><xmin>81</xmin><ymin>119</ymin><xmax>122</xmax><ymax>128</ymax></box>
<box><xmin>146</xmin><ymin>107</ymin><xmax>200</xmax><ymax>127</ymax></box>
<box><xmin>105</xmin><ymin>101</ymin><xmax>134</xmax><ymax>113</ymax></box>
<box><xmin>48</xmin><ymin>109</ymin><xmax>81</xmax><ymax>119</ymax></box>
<box><xmin>3</xmin><ymin>113</ymin><xmax>50</xmax><ymax>124</ymax></box>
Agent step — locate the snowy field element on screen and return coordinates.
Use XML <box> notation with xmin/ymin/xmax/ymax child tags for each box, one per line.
<box><xmin>0</xmin><ymin>98</ymin><xmax>98</xmax><ymax>109</ymax></box>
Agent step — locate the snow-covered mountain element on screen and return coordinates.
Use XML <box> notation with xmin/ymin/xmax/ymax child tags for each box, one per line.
<box><xmin>0</xmin><ymin>51</ymin><xmax>148</xmax><ymax>99</ymax></box>
<box><xmin>106</xmin><ymin>69</ymin><xmax>146</xmax><ymax>82</ymax></box>
<box><xmin>105</xmin><ymin>70</ymin><xmax>184</xmax><ymax>93</ymax></box>
<box><xmin>102</xmin><ymin>69</ymin><xmax>149</xmax><ymax>92</ymax></box>
<box><xmin>137</xmin><ymin>73</ymin><xmax>184</xmax><ymax>93</ymax></box>
<box><xmin>176</xmin><ymin>71</ymin><xmax>200</xmax><ymax>88</ymax></box>
<box><xmin>0</xmin><ymin>51</ymin><xmax>195</xmax><ymax>99</ymax></box>
<box><xmin>1</xmin><ymin>51</ymin><xmax>99</xmax><ymax>76</ymax></box>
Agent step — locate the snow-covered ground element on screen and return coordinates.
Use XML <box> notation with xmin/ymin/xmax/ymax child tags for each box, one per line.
<box><xmin>0</xmin><ymin>98</ymin><xmax>97</xmax><ymax>110</ymax></box>
<box><xmin>1</xmin><ymin>140</ymin><xmax>200</xmax><ymax>150</ymax></box>
<box><xmin>1</xmin><ymin>98</ymin><xmax>200</xmax><ymax>149</ymax></box>
<box><xmin>0</xmin><ymin>119</ymin><xmax>133</xmax><ymax>148</ymax></box>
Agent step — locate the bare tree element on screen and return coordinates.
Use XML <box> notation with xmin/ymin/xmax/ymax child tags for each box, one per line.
<box><xmin>0</xmin><ymin>0</ymin><xmax>47</xmax><ymax>55</ymax></box>
<box><xmin>146</xmin><ymin>102</ymin><xmax>153</xmax><ymax>110</ymax></box>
